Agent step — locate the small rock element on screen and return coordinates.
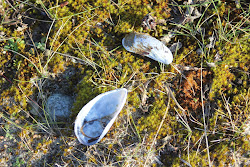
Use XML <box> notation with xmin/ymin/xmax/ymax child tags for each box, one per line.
<box><xmin>169</xmin><ymin>42</ymin><xmax>182</xmax><ymax>53</ymax></box>
<box><xmin>196</xmin><ymin>48</ymin><xmax>203</xmax><ymax>55</ymax></box>
<box><xmin>46</xmin><ymin>94</ymin><xmax>72</xmax><ymax>121</ymax></box>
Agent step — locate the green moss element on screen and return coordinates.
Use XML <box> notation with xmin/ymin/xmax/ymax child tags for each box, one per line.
<box><xmin>210</xmin><ymin>37</ymin><xmax>249</xmax><ymax>103</ymax></box>
<box><xmin>1</xmin><ymin>0</ymin><xmax>249</xmax><ymax>166</ymax></box>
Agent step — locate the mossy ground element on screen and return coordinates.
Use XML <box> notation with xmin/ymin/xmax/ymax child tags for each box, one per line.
<box><xmin>0</xmin><ymin>0</ymin><xmax>249</xmax><ymax>166</ymax></box>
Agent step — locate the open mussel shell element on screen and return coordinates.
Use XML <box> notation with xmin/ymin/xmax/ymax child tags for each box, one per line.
<box><xmin>122</xmin><ymin>32</ymin><xmax>173</xmax><ymax>65</ymax></box>
<box><xmin>74</xmin><ymin>88</ymin><xmax>127</xmax><ymax>145</ymax></box>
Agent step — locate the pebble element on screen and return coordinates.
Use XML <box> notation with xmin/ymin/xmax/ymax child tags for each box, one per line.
<box><xmin>46</xmin><ymin>94</ymin><xmax>72</xmax><ymax>121</ymax></box>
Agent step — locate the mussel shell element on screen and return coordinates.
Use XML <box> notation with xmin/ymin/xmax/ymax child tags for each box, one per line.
<box><xmin>122</xmin><ymin>32</ymin><xmax>173</xmax><ymax>65</ymax></box>
<box><xmin>74</xmin><ymin>88</ymin><xmax>127</xmax><ymax>145</ymax></box>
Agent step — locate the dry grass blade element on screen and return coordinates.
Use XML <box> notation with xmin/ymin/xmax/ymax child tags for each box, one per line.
<box><xmin>144</xmin><ymin>88</ymin><xmax>170</xmax><ymax>165</ymax></box>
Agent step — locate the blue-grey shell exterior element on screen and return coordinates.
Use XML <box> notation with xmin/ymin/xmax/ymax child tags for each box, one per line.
<box><xmin>122</xmin><ymin>32</ymin><xmax>173</xmax><ymax>65</ymax></box>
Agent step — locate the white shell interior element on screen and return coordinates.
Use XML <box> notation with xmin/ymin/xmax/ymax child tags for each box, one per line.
<box><xmin>122</xmin><ymin>32</ymin><xmax>173</xmax><ymax>65</ymax></box>
<box><xmin>74</xmin><ymin>88</ymin><xmax>127</xmax><ymax>145</ymax></box>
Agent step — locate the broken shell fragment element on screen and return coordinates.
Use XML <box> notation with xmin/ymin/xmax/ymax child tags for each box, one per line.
<box><xmin>122</xmin><ymin>32</ymin><xmax>173</xmax><ymax>64</ymax></box>
<box><xmin>74</xmin><ymin>88</ymin><xmax>127</xmax><ymax>145</ymax></box>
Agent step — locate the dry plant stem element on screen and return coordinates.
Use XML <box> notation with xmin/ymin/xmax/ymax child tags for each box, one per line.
<box><xmin>179</xmin><ymin>156</ymin><xmax>192</xmax><ymax>167</ymax></box>
<box><xmin>171</xmin><ymin>63</ymin><xmax>195</xmax><ymax>96</ymax></box>
<box><xmin>45</xmin><ymin>18</ymin><xmax>56</xmax><ymax>48</ymax></box>
<box><xmin>164</xmin><ymin>82</ymin><xmax>192</xmax><ymax>163</ymax></box>
<box><xmin>26</xmin><ymin>28</ymin><xmax>42</xmax><ymax>69</ymax></box>
<box><xmin>20</xmin><ymin>133</ymin><xmax>33</xmax><ymax>152</ymax></box>
<box><xmin>74</xmin><ymin>39</ymin><xmax>101</xmax><ymax>71</ymax></box>
<box><xmin>0</xmin><ymin>74</ymin><xmax>51</xmax><ymax>133</ymax></box>
<box><xmin>21</xmin><ymin>14</ymin><xmax>53</xmax><ymax>23</ymax></box>
<box><xmin>165</xmin><ymin>81</ymin><xmax>187</xmax><ymax>119</ymax></box>
<box><xmin>222</xmin><ymin>93</ymin><xmax>236</xmax><ymax>131</ymax></box>
<box><xmin>122</xmin><ymin>70</ymin><xmax>138</xmax><ymax>89</ymax></box>
<box><xmin>5</xmin><ymin>49</ymin><xmax>42</xmax><ymax>74</ymax></box>
<box><xmin>0</xmin><ymin>113</ymin><xmax>26</xmax><ymax>131</ymax></box>
<box><xmin>5</xmin><ymin>0</ymin><xmax>18</xmax><ymax>12</ymax></box>
<box><xmin>144</xmin><ymin>89</ymin><xmax>171</xmax><ymax>165</ymax></box>
<box><xmin>45</xmin><ymin>14</ymin><xmax>95</xmax><ymax>70</ymax></box>
<box><xmin>45</xmin><ymin>16</ymin><xmax>71</xmax><ymax>69</ymax></box>
<box><xmin>158</xmin><ymin>80</ymin><xmax>192</xmax><ymax>138</ymax></box>
<box><xmin>200</xmin><ymin>62</ymin><xmax>211</xmax><ymax>166</ymax></box>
